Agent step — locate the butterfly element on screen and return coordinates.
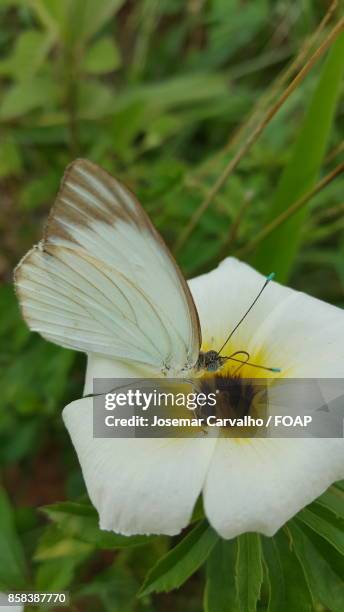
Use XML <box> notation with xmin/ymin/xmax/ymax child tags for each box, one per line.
<box><xmin>14</xmin><ymin>160</ymin><xmax>278</xmax><ymax>377</ymax></box>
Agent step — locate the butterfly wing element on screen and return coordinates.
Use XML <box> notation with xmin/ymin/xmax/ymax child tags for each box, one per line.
<box><xmin>14</xmin><ymin>159</ymin><xmax>201</xmax><ymax>373</ymax></box>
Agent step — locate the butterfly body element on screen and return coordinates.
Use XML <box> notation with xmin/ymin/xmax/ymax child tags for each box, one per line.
<box><xmin>196</xmin><ymin>350</ymin><xmax>226</xmax><ymax>372</ymax></box>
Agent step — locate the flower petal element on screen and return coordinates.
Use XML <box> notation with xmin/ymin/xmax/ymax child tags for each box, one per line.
<box><xmin>203</xmin><ymin>437</ymin><xmax>344</xmax><ymax>539</ymax></box>
<box><xmin>189</xmin><ymin>257</ymin><xmax>290</xmax><ymax>351</ymax></box>
<box><xmin>249</xmin><ymin>286</ymin><xmax>344</xmax><ymax>377</ymax></box>
<box><xmin>189</xmin><ymin>257</ymin><xmax>344</xmax><ymax>376</ymax></box>
<box><xmin>69</xmin><ymin>257</ymin><xmax>344</xmax><ymax>539</ymax></box>
<box><xmin>63</xmin><ymin>397</ymin><xmax>216</xmax><ymax>535</ymax></box>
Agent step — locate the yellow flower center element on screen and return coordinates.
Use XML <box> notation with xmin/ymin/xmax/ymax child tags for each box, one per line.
<box><xmin>197</xmin><ymin>342</ymin><xmax>279</xmax><ymax>438</ymax></box>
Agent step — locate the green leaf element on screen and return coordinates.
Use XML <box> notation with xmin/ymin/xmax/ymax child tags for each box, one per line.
<box><xmin>78</xmin><ymin>80</ymin><xmax>114</xmax><ymax>119</ymax></box>
<box><xmin>35</xmin><ymin>555</ymin><xmax>88</xmax><ymax>590</ymax></box>
<box><xmin>82</xmin><ymin>36</ymin><xmax>121</xmax><ymax>74</ymax></box>
<box><xmin>19</xmin><ymin>171</ymin><xmax>60</xmax><ymax>210</ymax></box>
<box><xmin>204</xmin><ymin>539</ymin><xmax>238</xmax><ymax>612</ymax></box>
<box><xmin>31</xmin><ymin>0</ymin><xmax>66</xmax><ymax>37</ymax></box>
<box><xmin>235</xmin><ymin>533</ymin><xmax>263</xmax><ymax>612</ymax></box>
<box><xmin>273</xmin><ymin>530</ymin><xmax>313</xmax><ymax>611</ymax></box>
<box><xmin>76</xmin><ymin>562</ymin><xmax>139</xmax><ymax>612</ymax></box>
<box><xmin>0</xmin><ymin>488</ymin><xmax>28</xmax><ymax>590</ymax></box>
<box><xmin>35</xmin><ymin>0</ymin><xmax>124</xmax><ymax>44</ymax></box>
<box><xmin>1</xmin><ymin>321</ymin><xmax>75</xmax><ymax>415</ymax></box>
<box><xmin>42</xmin><ymin>501</ymin><xmax>97</xmax><ymax>520</ymax></box>
<box><xmin>41</xmin><ymin>501</ymin><xmax>153</xmax><ymax>549</ymax></box>
<box><xmin>252</xmin><ymin>33</ymin><xmax>344</xmax><ymax>281</ymax></box>
<box><xmin>139</xmin><ymin>520</ymin><xmax>218</xmax><ymax>597</ymax></box>
<box><xmin>0</xmin><ymin>75</ymin><xmax>58</xmax><ymax>120</ymax></box>
<box><xmin>1</xmin><ymin>420</ymin><xmax>39</xmax><ymax>465</ymax></box>
<box><xmin>0</xmin><ymin>286</ymin><xmax>30</xmax><ymax>352</ymax></box>
<box><xmin>110</xmin><ymin>100</ymin><xmax>147</xmax><ymax>158</ymax></box>
<box><xmin>116</xmin><ymin>73</ymin><xmax>228</xmax><ymax>113</ymax></box>
<box><xmin>335</xmin><ymin>480</ymin><xmax>344</xmax><ymax>492</ymax></box>
<box><xmin>0</xmin><ymin>30</ymin><xmax>53</xmax><ymax>80</ymax></box>
<box><xmin>35</xmin><ymin>524</ymin><xmax>92</xmax><ymax>561</ymax></box>
<box><xmin>0</xmin><ymin>136</ymin><xmax>22</xmax><ymax>178</ymax></box>
<box><xmin>297</xmin><ymin>507</ymin><xmax>344</xmax><ymax>555</ymax></box>
<box><xmin>191</xmin><ymin>495</ymin><xmax>205</xmax><ymax>523</ymax></box>
<box><xmin>299</xmin><ymin>523</ymin><xmax>344</xmax><ymax>592</ymax></box>
<box><xmin>70</xmin><ymin>0</ymin><xmax>125</xmax><ymax>43</ymax></box>
<box><xmin>262</xmin><ymin>538</ymin><xmax>286</xmax><ymax>612</ymax></box>
<box><xmin>315</xmin><ymin>485</ymin><xmax>344</xmax><ymax>519</ymax></box>
<box><xmin>288</xmin><ymin>521</ymin><xmax>344</xmax><ymax>612</ymax></box>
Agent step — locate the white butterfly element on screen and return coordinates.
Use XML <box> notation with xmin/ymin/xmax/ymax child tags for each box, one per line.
<box><xmin>14</xmin><ymin>160</ymin><xmax>204</xmax><ymax>376</ymax></box>
<box><xmin>14</xmin><ymin>160</ymin><xmax>277</xmax><ymax>377</ymax></box>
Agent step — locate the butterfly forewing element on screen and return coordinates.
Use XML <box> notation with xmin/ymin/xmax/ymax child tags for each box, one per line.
<box><xmin>14</xmin><ymin>159</ymin><xmax>201</xmax><ymax>374</ymax></box>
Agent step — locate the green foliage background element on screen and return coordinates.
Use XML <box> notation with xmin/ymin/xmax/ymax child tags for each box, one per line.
<box><xmin>0</xmin><ymin>1</ymin><xmax>343</xmax><ymax>610</ymax></box>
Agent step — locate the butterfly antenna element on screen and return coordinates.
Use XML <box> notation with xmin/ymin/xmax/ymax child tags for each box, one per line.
<box><xmin>217</xmin><ymin>272</ymin><xmax>276</xmax><ymax>356</ymax></box>
<box><xmin>223</xmin><ymin>351</ymin><xmax>281</xmax><ymax>373</ymax></box>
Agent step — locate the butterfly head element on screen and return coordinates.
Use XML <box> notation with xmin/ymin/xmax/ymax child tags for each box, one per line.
<box><xmin>197</xmin><ymin>350</ymin><xmax>227</xmax><ymax>372</ymax></box>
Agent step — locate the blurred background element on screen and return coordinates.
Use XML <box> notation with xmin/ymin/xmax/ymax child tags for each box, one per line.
<box><xmin>0</xmin><ymin>0</ymin><xmax>343</xmax><ymax>610</ymax></box>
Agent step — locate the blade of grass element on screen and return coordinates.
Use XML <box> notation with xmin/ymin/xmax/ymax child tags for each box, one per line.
<box><xmin>195</xmin><ymin>0</ymin><xmax>338</xmax><ymax>179</ymax></box>
<box><xmin>252</xmin><ymin>33</ymin><xmax>344</xmax><ymax>280</ymax></box>
<box><xmin>174</xmin><ymin>18</ymin><xmax>344</xmax><ymax>253</ymax></box>
<box><xmin>235</xmin><ymin>162</ymin><xmax>344</xmax><ymax>258</ymax></box>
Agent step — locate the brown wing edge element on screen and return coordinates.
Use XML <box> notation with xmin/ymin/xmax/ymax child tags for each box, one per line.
<box><xmin>14</xmin><ymin>159</ymin><xmax>202</xmax><ymax>362</ymax></box>
<box><xmin>13</xmin><ymin>243</ymin><xmax>43</xmax><ymax>330</ymax></box>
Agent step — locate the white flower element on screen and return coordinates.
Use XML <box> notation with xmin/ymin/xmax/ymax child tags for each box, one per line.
<box><xmin>63</xmin><ymin>258</ymin><xmax>344</xmax><ymax>539</ymax></box>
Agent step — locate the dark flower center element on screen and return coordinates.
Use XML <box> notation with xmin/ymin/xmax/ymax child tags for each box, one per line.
<box><xmin>197</xmin><ymin>375</ymin><xmax>268</xmax><ymax>437</ymax></box>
